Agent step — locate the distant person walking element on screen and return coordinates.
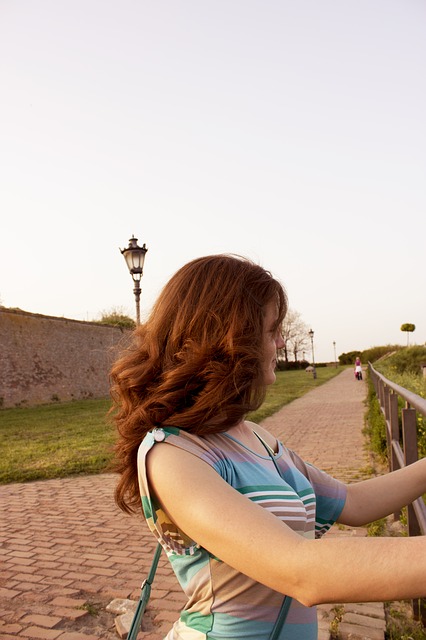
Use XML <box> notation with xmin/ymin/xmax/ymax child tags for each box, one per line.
<box><xmin>355</xmin><ymin>357</ymin><xmax>362</xmax><ymax>381</ymax></box>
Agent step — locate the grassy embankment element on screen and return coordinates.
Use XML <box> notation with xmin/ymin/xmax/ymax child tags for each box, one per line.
<box><xmin>362</xmin><ymin>346</ymin><xmax>426</xmax><ymax>640</ymax></box>
<box><xmin>364</xmin><ymin>345</ymin><xmax>426</xmax><ymax>461</ymax></box>
<box><xmin>0</xmin><ymin>366</ymin><xmax>342</xmax><ymax>485</ymax></box>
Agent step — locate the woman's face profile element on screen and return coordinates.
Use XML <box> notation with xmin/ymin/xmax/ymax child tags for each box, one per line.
<box><xmin>262</xmin><ymin>301</ymin><xmax>285</xmax><ymax>386</ymax></box>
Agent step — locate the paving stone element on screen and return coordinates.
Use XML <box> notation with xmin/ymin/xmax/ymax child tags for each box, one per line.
<box><xmin>114</xmin><ymin>611</ymin><xmax>135</xmax><ymax>638</ymax></box>
<box><xmin>54</xmin><ymin>607</ymin><xmax>89</xmax><ymax>620</ymax></box>
<box><xmin>59</xmin><ymin>633</ymin><xmax>100</xmax><ymax>640</ymax></box>
<box><xmin>318</xmin><ymin>617</ymin><xmax>331</xmax><ymax>630</ymax></box>
<box><xmin>0</xmin><ymin>625</ymin><xmax>23</xmax><ymax>634</ymax></box>
<box><xmin>344</xmin><ymin>602</ymin><xmax>386</xmax><ymax>619</ymax></box>
<box><xmin>343</xmin><ymin>612</ymin><xmax>386</xmax><ymax>631</ymax></box>
<box><xmin>106</xmin><ymin>598</ymin><xmax>137</xmax><ymax>615</ymax></box>
<box><xmin>338</xmin><ymin>621</ymin><xmax>385</xmax><ymax>639</ymax></box>
<box><xmin>20</xmin><ymin>626</ymin><xmax>62</xmax><ymax>639</ymax></box>
<box><xmin>21</xmin><ymin>615</ymin><xmax>61</xmax><ymax>628</ymax></box>
<box><xmin>0</xmin><ymin>587</ymin><xmax>21</xmax><ymax>599</ymax></box>
<box><xmin>48</xmin><ymin>597</ymin><xmax>87</xmax><ymax>607</ymax></box>
<box><xmin>17</xmin><ymin>581</ymin><xmax>50</xmax><ymax>592</ymax></box>
<box><xmin>318</xmin><ymin>603</ymin><xmax>334</xmax><ymax>619</ymax></box>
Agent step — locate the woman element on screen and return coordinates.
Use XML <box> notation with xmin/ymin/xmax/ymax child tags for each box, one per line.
<box><xmin>110</xmin><ymin>254</ymin><xmax>426</xmax><ymax>640</ymax></box>
<box><xmin>355</xmin><ymin>357</ymin><xmax>363</xmax><ymax>381</ymax></box>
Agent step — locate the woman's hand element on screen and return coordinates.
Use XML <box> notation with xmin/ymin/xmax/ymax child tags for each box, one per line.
<box><xmin>339</xmin><ymin>456</ymin><xmax>426</xmax><ymax>527</ymax></box>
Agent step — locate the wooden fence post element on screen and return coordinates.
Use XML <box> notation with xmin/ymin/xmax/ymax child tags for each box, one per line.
<box><xmin>403</xmin><ymin>406</ymin><xmax>420</xmax><ymax>537</ymax></box>
<box><xmin>368</xmin><ymin>362</ymin><xmax>426</xmax><ymax>626</ymax></box>
<box><xmin>389</xmin><ymin>393</ymin><xmax>401</xmax><ymax>519</ymax></box>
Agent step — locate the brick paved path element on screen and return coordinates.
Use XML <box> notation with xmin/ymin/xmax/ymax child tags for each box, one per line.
<box><xmin>0</xmin><ymin>368</ymin><xmax>386</xmax><ymax>639</ymax></box>
<box><xmin>261</xmin><ymin>366</ymin><xmax>370</xmax><ymax>482</ymax></box>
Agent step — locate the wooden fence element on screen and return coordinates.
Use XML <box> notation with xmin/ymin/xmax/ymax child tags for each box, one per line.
<box><xmin>368</xmin><ymin>362</ymin><xmax>426</xmax><ymax>622</ymax></box>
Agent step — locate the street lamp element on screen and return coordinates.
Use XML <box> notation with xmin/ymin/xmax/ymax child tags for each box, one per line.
<box><xmin>120</xmin><ymin>235</ymin><xmax>148</xmax><ymax>326</ymax></box>
<box><xmin>308</xmin><ymin>329</ymin><xmax>317</xmax><ymax>379</ymax></box>
<box><xmin>333</xmin><ymin>341</ymin><xmax>337</xmax><ymax>368</ymax></box>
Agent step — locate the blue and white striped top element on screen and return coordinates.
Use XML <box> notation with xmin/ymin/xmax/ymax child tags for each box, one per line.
<box><xmin>138</xmin><ymin>423</ymin><xmax>347</xmax><ymax>639</ymax></box>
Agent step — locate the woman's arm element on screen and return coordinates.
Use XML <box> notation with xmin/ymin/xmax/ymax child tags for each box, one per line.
<box><xmin>146</xmin><ymin>443</ymin><xmax>426</xmax><ymax>608</ymax></box>
<box><xmin>339</xmin><ymin>457</ymin><xmax>426</xmax><ymax>526</ymax></box>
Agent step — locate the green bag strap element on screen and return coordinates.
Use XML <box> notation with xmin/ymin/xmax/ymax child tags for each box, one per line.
<box><xmin>127</xmin><ymin>542</ymin><xmax>162</xmax><ymax>640</ymax></box>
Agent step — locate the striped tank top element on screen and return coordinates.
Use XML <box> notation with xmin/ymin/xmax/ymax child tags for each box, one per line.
<box><xmin>137</xmin><ymin>424</ymin><xmax>346</xmax><ymax>639</ymax></box>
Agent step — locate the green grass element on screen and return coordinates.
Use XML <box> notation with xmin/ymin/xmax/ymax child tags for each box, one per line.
<box><xmin>0</xmin><ymin>367</ymin><xmax>341</xmax><ymax>484</ymax></box>
<box><xmin>0</xmin><ymin>398</ymin><xmax>114</xmax><ymax>484</ymax></box>
<box><xmin>367</xmin><ymin>347</ymin><xmax>426</xmax><ymax>459</ymax></box>
<box><xmin>364</xmin><ymin>350</ymin><xmax>426</xmax><ymax>637</ymax></box>
<box><xmin>386</xmin><ymin>601</ymin><xmax>426</xmax><ymax>640</ymax></box>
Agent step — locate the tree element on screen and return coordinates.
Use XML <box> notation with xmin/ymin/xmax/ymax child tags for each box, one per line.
<box><xmin>96</xmin><ymin>307</ymin><xmax>136</xmax><ymax>329</ymax></box>
<box><xmin>279</xmin><ymin>309</ymin><xmax>310</xmax><ymax>362</ymax></box>
<box><xmin>400</xmin><ymin>323</ymin><xmax>415</xmax><ymax>346</ymax></box>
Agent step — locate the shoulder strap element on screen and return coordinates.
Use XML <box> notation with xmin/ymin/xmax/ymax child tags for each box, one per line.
<box><xmin>127</xmin><ymin>543</ymin><xmax>162</xmax><ymax>640</ymax></box>
<box><xmin>253</xmin><ymin>430</ymin><xmax>293</xmax><ymax>639</ymax></box>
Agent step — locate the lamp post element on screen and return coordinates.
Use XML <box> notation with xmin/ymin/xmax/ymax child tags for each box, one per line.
<box><xmin>333</xmin><ymin>341</ymin><xmax>337</xmax><ymax>368</ymax></box>
<box><xmin>308</xmin><ymin>329</ymin><xmax>317</xmax><ymax>379</ymax></box>
<box><xmin>120</xmin><ymin>235</ymin><xmax>148</xmax><ymax>326</ymax></box>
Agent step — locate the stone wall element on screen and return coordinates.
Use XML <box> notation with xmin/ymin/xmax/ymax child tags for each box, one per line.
<box><xmin>0</xmin><ymin>308</ymin><xmax>130</xmax><ymax>408</ymax></box>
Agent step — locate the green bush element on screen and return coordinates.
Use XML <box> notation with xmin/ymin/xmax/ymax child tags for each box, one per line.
<box><xmin>361</xmin><ymin>344</ymin><xmax>402</xmax><ymax>364</ymax></box>
<box><xmin>277</xmin><ymin>360</ymin><xmax>328</xmax><ymax>371</ymax></box>
<box><xmin>378</xmin><ymin>345</ymin><xmax>426</xmax><ymax>375</ymax></box>
<box><xmin>340</xmin><ymin>345</ymin><xmax>402</xmax><ymax>366</ymax></box>
<box><xmin>339</xmin><ymin>350</ymin><xmax>362</xmax><ymax>365</ymax></box>
<box><xmin>364</xmin><ymin>376</ymin><xmax>387</xmax><ymax>460</ymax></box>
<box><xmin>94</xmin><ymin>309</ymin><xmax>136</xmax><ymax>329</ymax></box>
<box><xmin>276</xmin><ymin>360</ymin><xmax>309</xmax><ymax>371</ymax></box>
<box><xmin>367</xmin><ymin>347</ymin><xmax>426</xmax><ymax>460</ymax></box>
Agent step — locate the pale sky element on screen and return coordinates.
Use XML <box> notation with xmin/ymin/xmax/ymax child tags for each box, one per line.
<box><xmin>1</xmin><ymin>1</ymin><xmax>425</xmax><ymax>363</ymax></box>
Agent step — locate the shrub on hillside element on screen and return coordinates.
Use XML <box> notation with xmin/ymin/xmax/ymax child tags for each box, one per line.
<box><xmin>368</xmin><ymin>347</ymin><xmax>426</xmax><ymax>462</ymax></box>
<box><xmin>340</xmin><ymin>345</ymin><xmax>402</xmax><ymax>366</ymax></box>
<box><xmin>276</xmin><ymin>360</ymin><xmax>309</xmax><ymax>371</ymax></box>
<box><xmin>364</xmin><ymin>376</ymin><xmax>388</xmax><ymax>460</ymax></box>
<box><xmin>339</xmin><ymin>350</ymin><xmax>362</xmax><ymax>365</ymax></box>
<box><xmin>361</xmin><ymin>345</ymin><xmax>402</xmax><ymax>364</ymax></box>
<box><xmin>276</xmin><ymin>360</ymin><xmax>329</xmax><ymax>371</ymax></box>
<box><xmin>95</xmin><ymin>310</ymin><xmax>136</xmax><ymax>329</ymax></box>
<box><xmin>377</xmin><ymin>346</ymin><xmax>426</xmax><ymax>375</ymax></box>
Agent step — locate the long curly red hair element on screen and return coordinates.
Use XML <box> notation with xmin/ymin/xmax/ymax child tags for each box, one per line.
<box><xmin>110</xmin><ymin>254</ymin><xmax>287</xmax><ymax>513</ymax></box>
